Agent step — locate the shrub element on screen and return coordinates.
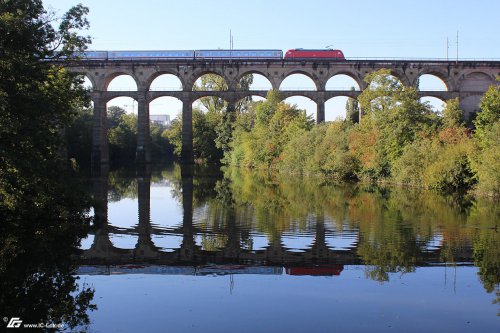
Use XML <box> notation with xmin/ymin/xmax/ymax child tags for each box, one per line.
<box><xmin>391</xmin><ymin>139</ymin><xmax>435</xmax><ymax>186</ymax></box>
<box><xmin>474</xmin><ymin>121</ymin><xmax>500</xmax><ymax>198</ymax></box>
<box><xmin>424</xmin><ymin>142</ymin><xmax>476</xmax><ymax>193</ymax></box>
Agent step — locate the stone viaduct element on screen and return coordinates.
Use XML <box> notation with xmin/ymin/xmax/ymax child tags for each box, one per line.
<box><xmin>65</xmin><ymin>58</ymin><xmax>500</xmax><ymax>165</ymax></box>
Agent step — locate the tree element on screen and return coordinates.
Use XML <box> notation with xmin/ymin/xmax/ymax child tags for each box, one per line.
<box><xmin>66</xmin><ymin>106</ymin><xmax>93</xmax><ymax>164</ymax></box>
<box><xmin>0</xmin><ymin>0</ymin><xmax>91</xmax><ymax>173</ymax></box>
<box><xmin>442</xmin><ymin>98</ymin><xmax>464</xmax><ymax>128</ymax></box>
<box><xmin>345</xmin><ymin>87</ymin><xmax>360</xmax><ymax>123</ymax></box>
<box><xmin>107</xmin><ymin>108</ymin><xmax>138</xmax><ymax>160</ymax></box>
<box><xmin>356</xmin><ymin>69</ymin><xmax>438</xmax><ymax>178</ymax></box>
<box><xmin>150</xmin><ymin>122</ymin><xmax>173</xmax><ymax>159</ymax></box>
<box><xmin>468</xmin><ymin>80</ymin><xmax>500</xmax><ymax>197</ymax></box>
<box><xmin>474</xmin><ymin>120</ymin><xmax>500</xmax><ymax>198</ymax></box>
<box><xmin>163</xmin><ymin>107</ymin><xmax>222</xmax><ymax>163</ymax></box>
<box><xmin>107</xmin><ymin>105</ymin><xmax>127</xmax><ymax>128</ymax></box>
<box><xmin>0</xmin><ymin>0</ymin><xmax>96</xmax><ymax>328</ymax></box>
<box><xmin>474</xmin><ymin>81</ymin><xmax>500</xmax><ymax>148</ymax></box>
<box><xmin>194</xmin><ymin>74</ymin><xmax>228</xmax><ymax>113</ymax></box>
<box><xmin>193</xmin><ymin>73</ymin><xmax>253</xmax><ymax>114</ymax></box>
<box><xmin>190</xmin><ymin>73</ymin><xmax>254</xmax><ymax>163</ymax></box>
<box><xmin>228</xmin><ymin>90</ymin><xmax>314</xmax><ymax>168</ymax></box>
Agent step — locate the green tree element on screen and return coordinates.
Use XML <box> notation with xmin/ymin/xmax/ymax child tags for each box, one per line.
<box><xmin>66</xmin><ymin>106</ymin><xmax>93</xmax><ymax>165</ymax></box>
<box><xmin>150</xmin><ymin>122</ymin><xmax>174</xmax><ymax>159</ymax></box>
<box><xmin>357</xmin><ymin>69</ymin><xmax>438</xmax><ymax>178</ymax></box>
<box><xmin>442</xmin><ymin>98</ymin><xmax>465</xmax><ymax>128</ymax></box>
<box><xmin>163</xmin><ymin>107</ymin><xmax>222</xmax><ymax>163</ymax></box>
<box><xmin>470</xmin><ymin>80</ymin><xmax>500</xmax><ymax>197</ymax></box>
<box><xmin>0</xmin><ymin>0</ymin><xmax>92</xmax><ymax>204</ymax></box>
<box><xmin>281</xmin><ymin>121</ymin><xmax>360</xmax><ymax>181</ymax></box>
<box><xmin>107</xmin><ymin>105</ymin><xmax>127</xmax><ymax>128</ymax></box>
<box><xmin>474</xmin><ymin>122</ymin><xmax>500</xmax><ymax>197</ymax></box>
<box><xmin>0</xmin><ymin>0</ymin><xmax>96</xmax><ymax>329</ymax></box>
<box><xmin>280</xmin><ymin>124</ymin><xmax>328</xmax><ymax>174</ymax></box>
<box><xmin>229</xmin><ymin>90</ymin><xmax>314</xmax><ymax>168</ymax></box>
<box><xmin>345</xmin><ymin>87</ymin><xmax>360</xmax><ymax>123</ymax></box>
<box><xmin>474</xmin><ymin>82</ymin><xmax>500</xmax><ymax>148</ymax></box>
<box><xmin>190</xmin><ymin>73</ymin><xmax>254</xmax><ymax>163</ymax></box>
<box><xmin>193</xmin><ymin>73</ymin><xmax>253</xmax><ymax>114</ymax></box>
<box><xmin>194</xmin><ymin>74</ymin><xmax>228</xmax><ymax>113</ymax></box>
<box><xmin>107</xmin><ymin>107</ymin><xmax>138</xmax><ymax>160</ymax></box>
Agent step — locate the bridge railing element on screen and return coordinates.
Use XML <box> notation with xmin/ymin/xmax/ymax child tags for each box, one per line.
<box><xmin>344</xmin><ymin>57</ymin><xmax>500</xmax><ymax>62</ymax></box>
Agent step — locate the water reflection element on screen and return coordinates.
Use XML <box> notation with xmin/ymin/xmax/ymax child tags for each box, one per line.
<box><xmin>82</xmin><ymin>164</ymin><xmax>499</xmax><ymax>294</ymax></box>
<box><xmin>0</xmin><ymin>170</ymin><xmax>96</xmax><ymax>332</ymax></box>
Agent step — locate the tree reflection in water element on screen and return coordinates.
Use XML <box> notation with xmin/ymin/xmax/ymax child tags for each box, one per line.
<box><xmin>93</xmin><ymin>164</ymin><xmax>499</xmax><ymax>315</ymax></box>
<box><xmin>0</xmin><ymin>167</ymin><xmax>96</xmax><ymax>331</ymax></box>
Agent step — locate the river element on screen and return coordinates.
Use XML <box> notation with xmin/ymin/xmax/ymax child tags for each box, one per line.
<box><xmin>70</xmin><ymin>162</ymin><xmax>500</xmax><ymax>332</ymax></box>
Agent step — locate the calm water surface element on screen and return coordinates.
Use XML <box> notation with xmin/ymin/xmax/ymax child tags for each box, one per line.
<box><xmin>77</xmin><ymin>163</ymin><xmax>499</xmax><ymax>333</ymax></box>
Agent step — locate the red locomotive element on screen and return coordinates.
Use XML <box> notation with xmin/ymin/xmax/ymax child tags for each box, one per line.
<box><xmin>284</xmin><ymin>48</ymin><xmax>345</xmax><ymax>60</ymax></box>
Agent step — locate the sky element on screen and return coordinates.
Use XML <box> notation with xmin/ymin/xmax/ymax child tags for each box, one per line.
<box><xmin>43</xmin><ymin>0</ymin><xmax>500</xmax><ymax>120</ymax></box>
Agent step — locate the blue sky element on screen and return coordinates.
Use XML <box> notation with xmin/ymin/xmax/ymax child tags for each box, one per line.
<box><xmin>43</xmin><ymin>0</ymin><xmax>500</xmax><ymax>119</ymax></box>
<box><xmin>44</xmin><ymin>0</ymin><xmax>499</xmax><ymax>58</ymax></box>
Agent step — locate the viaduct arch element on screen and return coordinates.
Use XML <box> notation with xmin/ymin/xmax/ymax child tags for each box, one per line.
<box><xmin>65</xmin><ymin>58</ymin><xmax>500</xmax><ymax>166</ymax></box>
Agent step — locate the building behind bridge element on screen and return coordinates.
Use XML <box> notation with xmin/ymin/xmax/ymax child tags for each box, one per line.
<box><xmin>150</xmin><ymin>114</ymin><xmax>170</xmax><ymax>126</ymax></box>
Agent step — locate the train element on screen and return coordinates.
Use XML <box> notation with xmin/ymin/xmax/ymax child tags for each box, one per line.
<box><xmin>76</xmin><ymin>48</ymin><xmax>345</xmax><ymax>61</ymax></box>
<box><xmin>285</xmin><ymin>48</ymin><xmax>344</xmax><ymax>59</ymax></box>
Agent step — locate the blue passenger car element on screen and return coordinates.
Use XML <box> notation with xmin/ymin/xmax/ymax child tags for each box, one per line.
<box><xmin>108</xmin><ymin>50</ymin><xmax>195</xmax><ymax>60</ymax></box>
<box><xmin>195</xmin><ymin>49</ymin><xmax>282</xmax><ymax>59</ymax></box>
<box><xmin>80</xmin><ymin>51</ymin><xmax>108</xmax><ymax>60</ymax></box>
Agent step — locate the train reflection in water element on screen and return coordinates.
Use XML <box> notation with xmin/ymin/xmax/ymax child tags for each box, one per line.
<box><xmin>77</xmin><ymin>264</ymin><xmax>344</xmax><ymax>276</ymax></box>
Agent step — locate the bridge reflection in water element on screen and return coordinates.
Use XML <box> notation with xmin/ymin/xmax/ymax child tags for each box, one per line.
<box><xmin>79</xmin><ymin>165</ymin><xmax>477</xmax><ymax>279</ymax></box>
